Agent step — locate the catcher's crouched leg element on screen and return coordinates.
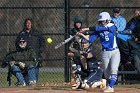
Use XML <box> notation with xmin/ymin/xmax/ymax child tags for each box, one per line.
<box><xmin>81</xmin><ymin>80</ymin><xmax>90</xmax><ymax>89</ymax></box>
<box><xmin>71</xmin><ymin>77</ymin><xmax>82</xmax><ymax>89</ymax></box>
<box><xmin>81</xmin><ymin>79</ymin><xmax>106</xmax><ymax>89</ymax></box>
<box><xmin>91</xmin><ymin>79</ymin><xmax>106</xmax><ymax>89</ymax></box>
<box><xmin>71</xmin><ymin>64</ymin><xmax>77</xmax><ymax>89</ymax></box>
<box><xmin>100</xmin><ymin>79</ymin><xmax>107</xmax><ymax>89</ymax></box>
<box><xmin>71</xmin><ymin>82</ymin><xmax>81</xmax><ymax>89</ymax></box>
<box><xmin>71</xmin><ymin>73</ymin><xmax>82</xmax><ymax>89</ymax></box>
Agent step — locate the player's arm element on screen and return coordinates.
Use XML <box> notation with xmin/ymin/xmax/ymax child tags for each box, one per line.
<box><xmin>76</xmin><ymin>32</ymin><xmax>89</xmax><ymax>40</ymax></box>
<box><xmin>80</xmin><ymin>27</ymin><xmax>95</xmax><ymax>33</ymax></box>
<box><xmin>80</xmin><ymin>28</ymin><xmax>90</xmax><ymax>33</ymax></box>
<box><xmin>80</xmin><ymin>50</ymin><xmax>93</xmax><ymax>58</ymax></box>
<box><xmin>77</xmin><ymin>31</ymin><xmax>98</xmax><ymax>43</ymax></box>
<box><xmin>84</xmin><ymin>52</ymin><xmax>93</xmax><ymax>58</ymax></box>
<box><xmin>80</xmin><ymin>26</ymin><xmax>110</xmax><ymax>33</ymax></box>
<box><xmin>87</xmin><ymin>53</ymin><xmax>93</xmax><ymax>58</ymax></box>
<box><xmin>117</xmin><ymin>18</ymin><xmax>126</xmax><ymax>31</ymax></box>
<box><xmin>95</xmin><ymin>25</ymin><xmax>117</xmax><ymax>35</ymax></box>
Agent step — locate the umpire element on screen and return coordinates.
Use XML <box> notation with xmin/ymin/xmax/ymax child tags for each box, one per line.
<box><xmin>15</xmin><ymin>18</ymin><xmax>46</xmax><ymax>81</ymax></box>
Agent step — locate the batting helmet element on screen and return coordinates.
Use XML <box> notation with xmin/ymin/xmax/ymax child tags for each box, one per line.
<box><xmin>98</xmin><ymin>12</ymin><xmax>111</xmax><ymax>21</ymax></box>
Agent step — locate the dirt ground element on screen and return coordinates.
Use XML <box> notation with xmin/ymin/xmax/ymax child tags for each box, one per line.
<box><xmin>0</xmin><ymin>87</ymin><xmax>140</xmax><ymax>93</ymax></box>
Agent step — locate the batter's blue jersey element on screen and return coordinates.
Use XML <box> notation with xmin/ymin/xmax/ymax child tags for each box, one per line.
<box><xmin>89</xmin><ymin>23</ymin><xmax>118</xmax><ymax>49</ymax></box>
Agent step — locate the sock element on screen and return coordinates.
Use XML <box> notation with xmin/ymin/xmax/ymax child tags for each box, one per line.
<box><xmin>109</xmin><ymin>74</ymin><xmax>117</xmax><ymax>88</ymax></box>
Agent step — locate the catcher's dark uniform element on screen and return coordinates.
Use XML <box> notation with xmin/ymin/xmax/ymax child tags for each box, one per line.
<box><xmin>79</xmin><ymin>45</ymin><xmax>103</xmax><ymax>86</ymax></box>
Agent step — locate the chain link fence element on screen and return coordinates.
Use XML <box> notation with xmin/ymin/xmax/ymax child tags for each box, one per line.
<box><xmin>0</xmin><ymin>0</ymin><xmax>140</xmax><ymax>87</ymax></box>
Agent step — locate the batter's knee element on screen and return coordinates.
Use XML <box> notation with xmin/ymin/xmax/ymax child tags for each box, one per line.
<box><xmin>111</xmin><ymin>69</ymin><xmax>118</xmax><ymax>75</ymax></box>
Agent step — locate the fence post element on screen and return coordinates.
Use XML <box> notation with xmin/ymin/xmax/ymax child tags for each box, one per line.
<box><xmin>64</xmin><ymin>0</ymin><xmax>70</xmax><ymax>82</ymax></box>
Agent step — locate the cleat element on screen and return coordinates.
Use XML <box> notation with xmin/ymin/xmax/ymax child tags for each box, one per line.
<box><xmin>81</xmin><ymin>80</ymin><xmax>90</xmax><ymax>89</ymax></box>
<box><xmin>104</xmin><ymin>86</ymin><xmax>114</xmax><ymax>92</ymax></box>
<box><xmin>100</xmin><ymin>79</ymin><xmax>107</xmax><ymax>89</ymax></box>
<box><xmin>91</xmin><ymin>81</ymin><xmax>102</xmax><ymax>88</ymax></box>
<box><xmin>71</xmin><ymin>77</ymin><xmax>81</xmax><ymax>90</ymax></box>
<box><xmin>71</xmin><ymin>82</ymin><xmax>80</xmax><ymax>89</ymax></box>
<box><xmin>81</xmin><ymin>83</ymin><xmax>90</xmax><ymax>89</ymax></box>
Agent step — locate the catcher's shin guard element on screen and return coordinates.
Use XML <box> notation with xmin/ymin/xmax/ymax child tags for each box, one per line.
<box><xmin>71</xmin><ymin>64</ymin><xmax>83</xmax><ymax>89</ymax></box>
<box><xmin>71</xmin><ymin>74</ymin><xmax>82</xmax><ymax>89</ymax></box>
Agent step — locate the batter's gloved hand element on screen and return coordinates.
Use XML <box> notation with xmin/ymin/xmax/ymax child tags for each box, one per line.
<box><xmin>18</xmin><ymin>62</ymin><xmax>26</xmax><ymax>69</ymax></box>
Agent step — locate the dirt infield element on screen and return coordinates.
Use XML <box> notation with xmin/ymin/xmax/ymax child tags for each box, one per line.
<box><xmin>0</xmin><ymin>87</ymin><xmax>140</xmax><ymax>93</ymax></box>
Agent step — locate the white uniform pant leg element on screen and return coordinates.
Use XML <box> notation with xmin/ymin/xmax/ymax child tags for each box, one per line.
<box><xmin>101</xmin><ymin>50</ymin><xmax>111</xmax><ymax>79</ymax></box>
<box><xmin>101</xmin><ymin>49</ymin><xmax>120</xmax><ymax>79</ymax></box>
<box><xmin>110</xmin><ymin>49</ymin><xmax>120</xmax><ymax>75</ymax></box>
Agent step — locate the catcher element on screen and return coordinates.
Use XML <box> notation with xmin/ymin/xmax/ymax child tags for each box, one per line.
<box><xmin>1</xmin><ymin>37</ymin><xmax>38</xmax><ymax>86</ymax></box>
<box><xmin>70</xmin><ymin>38</ymin><xmax>106</xmax><ymax>90</ymax></box>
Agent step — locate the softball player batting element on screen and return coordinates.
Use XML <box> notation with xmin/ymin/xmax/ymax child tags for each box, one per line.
<box><xmin>77</xmin><ymin>12</ymin><xmax>120</xmax><ymax>92</ymax></box>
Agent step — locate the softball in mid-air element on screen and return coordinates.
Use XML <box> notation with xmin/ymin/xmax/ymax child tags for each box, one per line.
<box><xmin>47</xmin><ymin>37</ymin><xmax>52</xmax><ymax>43</ymax></box>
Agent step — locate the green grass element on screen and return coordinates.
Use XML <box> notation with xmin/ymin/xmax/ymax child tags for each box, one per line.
<box><xmin>0</xmin><ymin>72</ymin><xmax>18</xmax><ymax>87</ymax></box>
<box><xmin>0</xmin><ymin>71</ymin><xmax>64</xmax><ymax>87</ymax></box>
<box><xmin>38</xmin><ymin>71</ymin><xmax>64</xmax><ymax>83</ymax></box>
<box><xmin>1</xmin><ymin>71</ymin><xmax>140</xmax><ymax>89</ymax></box>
